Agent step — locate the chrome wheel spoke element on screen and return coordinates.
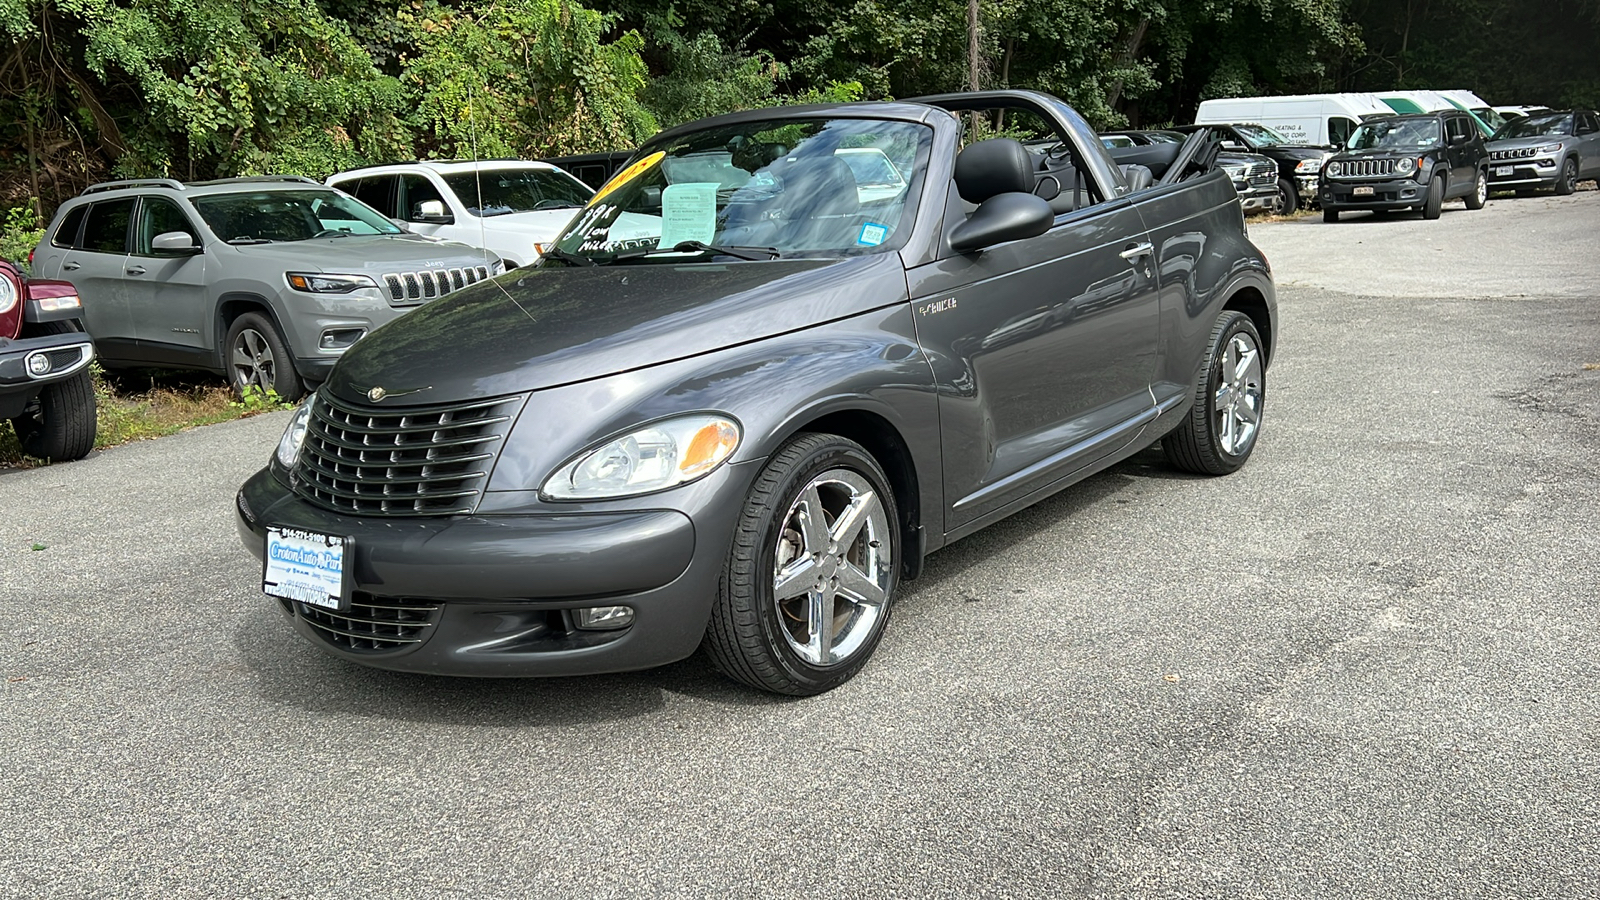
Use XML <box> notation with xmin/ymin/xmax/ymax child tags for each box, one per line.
<box><xmin>807</xmin><ymin>588</ymin><xmax>834</xmax><ymax>665</ymax></box>
<box><xmin>774</xmin><ymin>557</ymin><xmax>818</xmax><ymax>601</ymax></box>
<box><xmin>797</xmin><ymin>486</ymin><xmax>829</xmax><ymax>553</ymax></box>
<box><xmin>836</xmin><ymin>562</ymin><xmax>885</xmax><ymax>607</ymax></box>
<box><xmin>828</xmin><ymin>490</ymin><xmax>876</xmax><ymax>549</ymax></box>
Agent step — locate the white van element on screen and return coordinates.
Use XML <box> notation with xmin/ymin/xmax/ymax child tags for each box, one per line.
<box><xmin>1194</xmin><ymin>93</ymin><xmax>1394</xmax><ymax>147</ymax></box>
<box><xmin>328</xmin><ymin>161</ymin><xmax>593</xmax><ymax>268</ymax></box>
<box><xmin>1374</xmin><ymin>91</ymin><xmax>1498</xmax><ymax>137</ymax></box>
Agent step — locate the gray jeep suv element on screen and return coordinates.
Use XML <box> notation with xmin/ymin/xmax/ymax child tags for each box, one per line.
<box><xmin>30</xmin><ymin>177</ymin><xmax>502</xmax><ymax>400</ymax></box>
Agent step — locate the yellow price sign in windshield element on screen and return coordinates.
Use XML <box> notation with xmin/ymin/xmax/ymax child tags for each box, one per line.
<box><xmin>589</xmin><ymin>151</ymin><xmax>666</xmax><ymax>206</ymax></box>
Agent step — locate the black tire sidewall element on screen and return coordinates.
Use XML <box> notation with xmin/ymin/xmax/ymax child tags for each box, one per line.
<box><xmin>225</xmin><ymin>311</ymin><xmax>302</xmax><ymax>400</ymax></box>
<box><xmin>1556</xmin><ymin>159</ymin><xmax>1578</xmax><ymax>195</ymax></box>
<box><xmin>725</xmin><ymin>435</ymin><xmax>900</xmax><ymax>694</ymax></box>
<box><xmin>1466</xmin><ymin>171</ymin><xmax>1487</xmax><ymax>209</ymax></box>
<box><xmin>15</xmin><ymin>369</ymin><xmax>96</xmax><ymax>461</ymax></box>
<box><xmin>1277</xmin><ymin>178</ymin><xmax>1296</xmax><ymax>213</ymax></box>
<box><xmin>1423</xmin><ymin>176</ymin><xmax>1444</xmax><ymax>219</ymax></box>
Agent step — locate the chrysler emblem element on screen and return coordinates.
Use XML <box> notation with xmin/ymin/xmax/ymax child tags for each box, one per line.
<box><xmin>368</xmin><ymin>386</ymin><xmax>387</xmax><ymax>401</ymax></box>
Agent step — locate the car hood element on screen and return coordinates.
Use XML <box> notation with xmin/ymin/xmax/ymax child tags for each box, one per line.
<box><xmin>1330</xmin><ymin>147</ymin><xmax>1437</xmax><ymax>160</ymax></box>
<box><xmin>466</xmin><ymin>209</ymin><xmax>584</xmax><ymax>238</ymax></box>
<box><xmin>325</xmin><ymin>253</ymin><xmax>908</xmax><ymax>406</ymax></box>
<box><xmin>222</xmin><ymin>234</ymin><xmax>495</xmax><ymax>273</ymax></box>
<box><xmin>1260</xmin><ymin>146</ymin><xmax>1327</xmax><ymax>162</ymax></box>
<box><xmin>1487</xmin><ymin>135</ymin><xmax>1572</xmax><ymax>151</ymax></box>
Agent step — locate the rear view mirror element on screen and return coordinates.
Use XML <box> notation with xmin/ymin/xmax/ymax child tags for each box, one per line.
<box><xmin>151</xmin><ymin>231</ymin><xmax>201</xmax><ymax>254</ymax></box>
<box><xmin>950</xmin><ymin>192</ymin><xmax>1054</xmax><ymax>253</ymax></box>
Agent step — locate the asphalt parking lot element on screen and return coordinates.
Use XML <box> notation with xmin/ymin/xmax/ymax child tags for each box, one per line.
<box><xmin>3</xmin><ymin>192</ymin><xmax>1598</xmax><ymax>898</ymax></box>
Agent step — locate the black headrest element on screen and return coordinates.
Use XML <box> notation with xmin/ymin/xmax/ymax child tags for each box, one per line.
<box><xmin>777</xmin><ymin>156</ymin><xmax>860</xmax><ymax>218</ymax></box>
<box><xmin>955</xmin><ymin>138</ymin><xmax>1033</xmax><ymax>204</ymax></box>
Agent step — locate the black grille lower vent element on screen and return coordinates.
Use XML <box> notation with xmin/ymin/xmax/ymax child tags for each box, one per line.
<box><xmin>296</xmin><ymin>594</ymin><xmax>443</xmax><ymax>652</ymax></box>
<box><xmin>292</xmin><ymin>392</ymin><xmax>522</xmax><ymax>516</ymax></box>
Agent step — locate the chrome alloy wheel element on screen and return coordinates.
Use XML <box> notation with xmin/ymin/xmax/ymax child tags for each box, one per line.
<box><xmin>1213</xmin><ymin>331</ymin><xmax>1264</xmax><ymax>456</ymax></box>
<box><xmin>231</xmin><ymin>327</ymin><xmax>277</xmax><ymax>392</ymax></box>
<box><xmin>771</xmin><ymin>469</ymin><xmax>892</xmax><ymax>667</ymax></box>
<box><xmin>1476</xmin><ymin>173</ymin><xmax>1488</xmax><ymax>206</ymax></box>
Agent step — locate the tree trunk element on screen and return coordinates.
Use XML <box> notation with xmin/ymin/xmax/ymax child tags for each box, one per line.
<box><xmin>1105</xmin><ymin>16</ymin><xmax>1150</xmax><ymax>111</ymax></box>
<box><xmin>967</xmin><ymin>0</ymin><xmax>982</xmax><ymax>92</ymax></box>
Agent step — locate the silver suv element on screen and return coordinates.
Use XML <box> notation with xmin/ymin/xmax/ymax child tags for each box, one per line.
<box><xmin>30</xmin><ymin>177</ymin><xmax>502</xmax><ymax>400</ymax></box>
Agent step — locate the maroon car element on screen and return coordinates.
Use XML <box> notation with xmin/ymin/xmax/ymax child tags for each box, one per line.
<box><xmin>1</xmin><ymin>259</ymin><xmax>96</xmax><ymax>460</ymax></box>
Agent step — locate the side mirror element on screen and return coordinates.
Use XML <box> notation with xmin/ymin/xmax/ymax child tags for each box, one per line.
<box><xmin>413</xmin><ymin>200</ymin><xmax>454</xmax><ymax>224</ymax></box>
<box><xmin>151</xmin><ymin>231</ymin><xmax>201</xmax><ymax>254</ymax></box>
<box><xmin>950</xmin><ymin>192</ymin><xmax>1054</xmax><ymax>254</ymax></box>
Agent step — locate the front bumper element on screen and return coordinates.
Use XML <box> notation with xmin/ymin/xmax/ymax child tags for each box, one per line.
<box><xmin>1486</xmin><ymin>158</ymin><xmax>1560</xmax><ymax>188</ymax></box>
<box><xmin>0</xmin><ymin>331</ymin><xmax>94</xmax><ymax>392</ymax></box>
<box><xmin>235</xmin><ymin>465</ymin><xmax>742</xmax><ymax>677</ymax></box>
<box><xmin>1319</xmin><ymin>177</ymin><xmax>1429</xmax><ymax>210</ymax></box>
<box><xmin>1235</xmin><ymin>182</ymin><xmax>1279</xmax><ymax>213</ymax></box>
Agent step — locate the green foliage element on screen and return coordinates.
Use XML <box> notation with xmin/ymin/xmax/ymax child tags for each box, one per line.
<box><xmin>0</xmin><ymin>205</ymin><xmax>44</xmax><ymax>269</ymax></box>
<box><xmin>229</xmin><ymin>385</ymin><xmax>294</xmax><ymax>412</ymax></box>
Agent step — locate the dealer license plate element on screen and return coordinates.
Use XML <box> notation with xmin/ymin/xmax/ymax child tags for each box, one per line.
<box><xmin>262</xmin><ymin>526</ymin><xmax>350</xmax><ymax>610</ymax></box>
<box><xmin>1353</xmin><ymin>186</ymin><xmax>1375</xmax><ymax>196</ymax></box>
<box><xmin>1496</xmin><ymin>166</ymin><xmax>1514</xmax><ymax>177</ymax></box>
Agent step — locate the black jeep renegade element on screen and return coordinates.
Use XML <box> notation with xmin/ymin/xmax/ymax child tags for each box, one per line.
<box><xmin>1319</xmin><ymin>111</ymin><xmax>1490</xmax><ymax>221</ymax></box>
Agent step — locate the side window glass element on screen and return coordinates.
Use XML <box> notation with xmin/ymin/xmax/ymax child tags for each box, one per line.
<box><xmin>1580</xmin><ymin>113</ymin><xmax>1598</xmax><ymax>134</ymax></box>
<box><xmin>135</xmin><ymin>197</ymin><xmax>198</xmax><ymax>255</ymax></box>
<box><xmin>401</xmin><ymin>174</ymin><xmax>447</xmax><ymax>220</ymax></box>
<box><xmin>1329</xmin><ymin>117</ymin><xmax>1356</xmax><ymax>147</ymax></box>
<box><xmin>80</xmin><ymin>199</ymin><xmax>135</xmax><ymax>254</ymax></box>
<box><xmin>350</xmin><ymin>176</ymin><xmax>396</xmax><ymax>217</ymax></box>
<box><xmin>52</xmin><ymin>205</ymin><xmax>87</xmax><ymax>249</ymax></box>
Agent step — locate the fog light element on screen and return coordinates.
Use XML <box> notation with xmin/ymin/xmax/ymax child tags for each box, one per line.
<box><xmin>573</xmin><ymin>605</ymin><xmax>634</xmax><ymax>630</ymax></box>
<box><xmin>1537</xmin><ymin>159</ymin><xmax>1555</xmax><ymax>168</ymax></box>
<box><xmin>26</xmin><ymin>353</ymin><xmax>50</xmax><ymax>376</ymax></box>
<box><xmin>319</xmin><ymin>328</ymin><xmax>366</xmax><ymax>350</ymax></box>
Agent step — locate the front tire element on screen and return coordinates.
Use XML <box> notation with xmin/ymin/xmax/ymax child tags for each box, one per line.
<box><xmin>1465</xmin><ymin>170</ymin><xmax>1488</xmax><ymax>209</ymax></box>
<box><xmin>225</xmin><ymin>312</ymin><xmax>303</xmax><ymax>401</ymax></box>
<box><xmin>1422</xmin><ymin>175</ymin><xmax>1444</xmax><ymax>219</ymax></box>
<box><xmin>1555</xmin><ymin>158</ymin><xmax>1578</xmax><ymax>195</ymax></box>
<box><xmin>1276</xmin><ymin>178</ymin><xmax>1297</xmax><ymax>214</ymax></box>
<box><xmin>8</xmin><ymin>320</ymin><xmax>97</xmax><ymax>461</ymax></box>
<box><xmin>705</xmin><ymin>433</ymin><xmax>899</xmax><ymax>696</ymax></box>
<box><xmin>1163</xmin><ymin>311</ymin><xmax>1265</xmax><ymax>476</ymax></box>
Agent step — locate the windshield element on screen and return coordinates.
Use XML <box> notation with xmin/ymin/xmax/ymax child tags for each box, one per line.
<box><xmin>1234</xmin><ymin>124</ymin><xmax>1293</xmax><ymax>148</ymax></box>
<box><xmin>1347</xmin><ymin>119</ymin><xmax>1441</xmax><ymax>150</ymax></box>
<box><xmin>1471</xmin><ymin>107</ymin><xmax>1508</xmax><ymax>133</ymax></box>
<box><xmin>191</xmin><ymin>190</ymin><xmax>401</xmax><ymax>243</ymax></box>
<box><xmin>1492</xmin><ymin>113</ymin><xmax>1573</xmax><ymax>140</ymax></box>
<box><xmin>548</xmin><ymin>116</ymin><xmax>931</xmax><ymax>264</ymax></box>
<box><xmin>441</xmin><ymin>168</ymin><xmax>593</xmax><ymax>217</ymax></box>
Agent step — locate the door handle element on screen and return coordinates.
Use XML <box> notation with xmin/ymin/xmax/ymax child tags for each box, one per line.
<box><xmin>126</xmin><ymin>266</ymin><xmax>146</xmax><ymax>276</ymax></box>
<box><xmin>62</xmin><ymin>261</ymin><xmax>80</xmax><ymax>271</ymax></box>
<box><xmin>1119</xmin><ymin>242</ymin><xmax>1154</xmax><ymax>262</ymax></box>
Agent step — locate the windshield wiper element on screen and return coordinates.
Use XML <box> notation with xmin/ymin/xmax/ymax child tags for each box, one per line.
<box><xmin>613</xmin><ymin>241</ymin><xmax>781</xmax><ymax>262</ymax></box>
<box><xmin>540</xmin><ymin>246</ymin><xmax>596</xmax><ymax>267</ymax></box>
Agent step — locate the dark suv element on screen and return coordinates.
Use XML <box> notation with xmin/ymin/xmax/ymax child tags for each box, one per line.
<box><xmin>1</xmin><ymin>260</ymin><xmax>96</xmax><ymax>460</ymax></box>
<box><xmin>1319</xmin><ymin>112</ymin><xmax>1490</xmax><ymax>221</ymax></box>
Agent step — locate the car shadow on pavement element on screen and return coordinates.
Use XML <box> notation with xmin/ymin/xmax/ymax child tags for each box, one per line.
<box><xmin>231</xmin><ymin>447</ymin><xmax>1197</xmax><ymax>722</ymax></box>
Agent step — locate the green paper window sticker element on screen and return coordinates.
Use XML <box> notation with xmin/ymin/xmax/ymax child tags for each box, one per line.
<box><xmin>658</xmin><ymin>182</ymin><xmax>720</xmax><ymax>250</ymax></box>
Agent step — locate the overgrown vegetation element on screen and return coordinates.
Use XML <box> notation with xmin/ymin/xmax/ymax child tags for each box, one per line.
<box><xmin>2</xmin><ymin>0</ymin><xmax>1598</xmax><ymax>223</ymax></box>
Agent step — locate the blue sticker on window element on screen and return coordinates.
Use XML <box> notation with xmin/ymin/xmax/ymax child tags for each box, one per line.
<box><xmin>857</xmin><ymin>222</ymin><xmax>889</xmax><ymax>246</ymax></box>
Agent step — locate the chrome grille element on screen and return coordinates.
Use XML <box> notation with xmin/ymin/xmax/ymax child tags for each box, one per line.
<box><xmin>293</xmin><ymin>594</ymin><xmax>442</xmax><ymax>653</ymax></box>
<box><xmin>1491</xmin><ymin>147</ymin><xmax>1537</xmax><ymax>161</ymax></box>
<box><xmin>1246</xmin><ymin>161</ymin><xmax>1277</xmax><ymax>185</ymax></box>
<box><xmin>292</xmin><ymin>391</ymin><xmax>523</xmax><ymax>516</ymax></box>
<box><xmin>381</xmin><ymin>266</ymin><xmax>492</xmax><ymax>304</ymax></box>
<box><xmin>1335</xmin><ymin>158</ymin><xmax>1397</xmax><ymax>178</ymax></box>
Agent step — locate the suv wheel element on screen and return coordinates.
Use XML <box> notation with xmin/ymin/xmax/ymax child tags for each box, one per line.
<box><xmin>226</xmin><ymin>312</ymin><xmax>303</xmax><ymax>401</ymax></box>
<box><xmin>704</xmin><ymin>433</ymin><xmax>899</xmax><ymax>696</ymax></box>
<box><xmin>1465</xmin><ymin>170</ymin><xmax>1488</xmax><ymax>210</ymax></box>
<box><xmin>1163</xmin><ymin>310</ymin><xmax>1265</xmax><ymax>476</ymax></box>
<box><xmin>1555</xmin><ymin>158</ymin><xmax>1579</xmax><ymax>195</ymax></box>
<box><xmin>1276</xmin><ymin>178</ymin><xmax>1297</xmax><ymax>214</ymax></box>
<box><xmin>1422</xmin><ymin>175</ymin><xmax>1445</xmax><ymax>220</ymax></box>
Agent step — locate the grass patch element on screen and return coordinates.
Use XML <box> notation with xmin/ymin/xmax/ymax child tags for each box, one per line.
<box><xmin>1</xmin><ymin>367</ymin><xmax>291</xmax><ymax>468</ymax></box>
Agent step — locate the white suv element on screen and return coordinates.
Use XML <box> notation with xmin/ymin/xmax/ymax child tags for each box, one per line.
<box><xmin>328</xmin><ymin>161</ymin><xmax>593</xmax><ymax>268</ymax></box>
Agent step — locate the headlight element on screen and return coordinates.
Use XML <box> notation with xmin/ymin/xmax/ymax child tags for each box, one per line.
<box><xmin>1539</xmin><ymin>143</ymin><xmax>1563</xmax><ymax>154</ymax></box>
<box><xmin>1221</xmin><ymin>165</ymin><xmax>1245</xmax><ymax>178</ymax></box>
<box><xmin>1326</xmin><ymin>161</ymin><xmax>1343</xmax><ymax>177</ymax></box>
<box><xmin>1295</xmin><ymin>157</ymin><xmax>1324</xmax><ymax>173</ymax></box>
<box><xmin>541</xmin><ymin>415</ymin><xmax>741</xmax><ymax>500</ymax></box>
<box><xmin>285</xmin><ymin>273</ymin><xmax>377</xmax><ymax>294</ymax></box>
<box><xmin>1396</xmin><ymin>157</ymin><xmax>1417</xmax><ymax>176</ymax></box>
<box><xmin>275</xmin><ymin>395</ymin><xmax>315</xmax><ymax>467</ymax></box>
<box><xmin>0</xmin><ymin>273</ymin><xmax>16</xmax><ymax>315</ymax></box>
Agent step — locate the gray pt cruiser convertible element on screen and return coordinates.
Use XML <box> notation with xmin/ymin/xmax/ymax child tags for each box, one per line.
<box><xmin>236</xmin><ymin>90</ymin><xmax>1277</xmax><ymax>696</ymax></box>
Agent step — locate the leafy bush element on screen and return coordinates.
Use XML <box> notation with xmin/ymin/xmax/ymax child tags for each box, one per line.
<box><xmin>0</xmin><ymin>205</ymin><xmax>44</xmax><ymax>271</ymax></box>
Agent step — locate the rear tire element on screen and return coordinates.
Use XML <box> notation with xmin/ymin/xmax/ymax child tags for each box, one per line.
<box><xmin>1163</xmin><ymin>311</ymin><xmax>1265</xmax><ymax>476</ymax></box>
<box><xmin>225</xmin><ymin>312</ymin><xmax>303</xmax><ymax>401</ymax></box>
<box><xmin>704</xmin><ymin>433</ymin><xmax>899</xmax><ymax>696</ymax></box>
<box><xmin>1422</xmin><ymin>176</ymin><xmax>1444</xmax><ymax>219</ymax></box>
<box><xmin>1465</xmin><ymin>170</ymin><xmax>1488</xmax><ymax>209</ymax></box>
<box><xmin>9</xmin><ymin>320</ymin><xmax>97</xmax><ymax>461</ymax></box>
